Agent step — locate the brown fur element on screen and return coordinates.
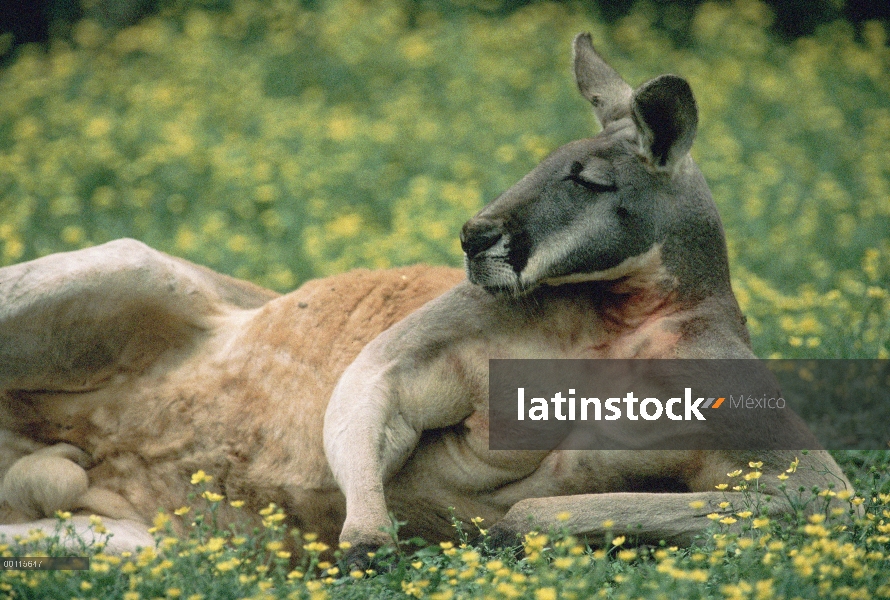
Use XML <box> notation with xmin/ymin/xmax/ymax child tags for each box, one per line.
<box><xmin>1</xmin><ymin>255</ymin><xmax>462</xmax><ymax>548</ymax></box>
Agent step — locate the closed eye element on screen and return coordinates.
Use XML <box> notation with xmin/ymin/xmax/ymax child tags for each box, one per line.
<box><xmin>565</xmin><ymin>173</ymin><xmax>618</xmax><ymax>193</ymax></box>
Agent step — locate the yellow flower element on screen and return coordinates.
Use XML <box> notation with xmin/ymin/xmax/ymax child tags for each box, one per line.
<box><xmin>191</xmin><ymin>470</ymin><xmax>213</xmax><ymax>485</ymax></box>
<box><xmin>230</xmin><ymin>500</ymin><xmax>244</xmax><ymax>508</ymax></box>
<box><xmin>524</xmin><ymin>532</ymin><xmax>548</xmax><ymax>550</ymax></box>
<box><xmin>149</xmin><ymin>512</ymin><xmax>170</xmax><ymax>534</ymax></box>
<box><xmin>161</xmin><ymin>537</ymin><xmax>179</xmax><ymax>550</ymax></box>
<box><xmin>534</xmin><ymin>587</ymin><xmax>557</xmax><ymax>600</ymax></box>
<box><xmin>202</xmin><ymin>491</ymin><xmax>224</xmax><ymax>502</ymax></box>
<box><xmin>89</xmin><ymin>514</ymin><xmax>108</xmax><ymax>534</ymax></box>
<box><xmin>262</xmin><ymin>512</ymin><xmax>286</xmax><ymax>527</ymax></box>
<box><xmin>174</xmin><ymin>506</ymin><xmax>191</xmax><ymax>516</ymax></box>
<box><xmin>303</xmin><ymin>541</ymin><xmax>330</xmax><ymax>553</ymax></box>
<box><xmin>727</xmin><ymin>470</ymin><xmax>743</xmax><ymax>478</ymax></box>
<box><xmin>556</xmin><ymin>511</ymin><xmax>572</xmax><ymax>521</ymax></box>
<box><xmin>752</xmin><ymin>518</ymin><xmax>770</xmax><ymax>529</ymax></box>
<box><xmin>612</xmin><ymin>535</ymin><xmax>626</xmax><ymax>547</ymax></box>
<box><xmin>748</xmin><ymin>461</ymin><xmax>763</xmax><ymax>469</ymax></box>
<box><xmin>617</xmin><ymin>549</ymin><xmax>637</xmax><ymax>561</ymax></box>
<box><xmin>736</xmin><ymin>511</ymin><xmax>753</xmax><ymax>519</ymax></box>
<box><xmin>715</xmin><ymin>483</ymin><xmax>729</xmax><ymax>490</ymax></box>
<box><xmin>689</xmin><ymin>500</ymin><xmax>706</xmax><ymax>509</ymax></box>
<box><xmin>777</xmin><ymin>473</ymin><xmax>789</xmax><ymax>481</ymax></box>
<box><xmin>720</xmin><ymin>517</ymin><xmax>737</xmax><ymax>525</ymax></box>
<box><xmin>61</xmin><ymin>225</ymin><xmax>84</xmax><ymax>245</ymax></box>
<box><xmin>215</xmin><ymin>558</ymin><xmax>240</xmax><ymax>572</ymax></box>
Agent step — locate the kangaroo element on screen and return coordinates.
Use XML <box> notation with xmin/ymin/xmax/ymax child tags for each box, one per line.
<box><xmin>0</xmin><ymin>34</ymin><xmax>852</xmax><ymax>557</ymax></box>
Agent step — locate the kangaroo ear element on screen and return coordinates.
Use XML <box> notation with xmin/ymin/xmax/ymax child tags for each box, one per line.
<box><xmin>572</xmin><ymin>33</ymin><xmax>633</xmax><ymax>126</ymax></box>
<box><xmin>631</xmin><ymin>74</ymin><xmax>698</xmax><ymax>172</ymax></box>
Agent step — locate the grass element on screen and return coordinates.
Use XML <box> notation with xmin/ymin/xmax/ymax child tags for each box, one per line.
<box><xmin>1</xmin><ymin>454</ymin><xmax>889</xmax><ymax>599</ymax></box>
<box><xmin>0</xmin><ymin>0</ymin><xmax>887</xmax><ymax>365</ymax></box>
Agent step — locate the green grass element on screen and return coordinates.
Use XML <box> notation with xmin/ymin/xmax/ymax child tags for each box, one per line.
<box><xmin>2</xmin><ymin>455</ymin><xmax>889</xmax><ymax>599</ymax></box>
<box><xmin>0</xmin><ymin>0</ymin><xmax>887</xmax><ymax>361</ymax></box>
<box><xmin>0</xmin><ymin>0</ymin><xmax>888</xmax><ymax>597</ymax></box>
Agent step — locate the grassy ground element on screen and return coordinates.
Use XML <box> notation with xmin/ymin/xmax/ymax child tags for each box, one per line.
<box><xmin>1</xmin><ymin>454</ymin><xmax>889</xmax><ymax>599</ymax></box>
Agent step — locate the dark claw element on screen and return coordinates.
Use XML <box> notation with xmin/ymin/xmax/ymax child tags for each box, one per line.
<box><xmin>342</xmin><ymin>542</ymin><xmax>382</xmax><ymax>573</ymax></box>
<box><xmin>480</xmin><ymin>524</ymin><xmax>525</xmax><ymax>558</ymax></box>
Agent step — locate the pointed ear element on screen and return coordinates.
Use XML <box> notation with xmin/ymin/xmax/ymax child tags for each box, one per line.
<box><xmin>572</xmin><ymin>33</ymin><xmax>633</xmax><ymax>126</ymax></box>
<box><xmin>631</xmin><ymin>74</ymin><xmax>698</xmax><ymax>172</ymax></box>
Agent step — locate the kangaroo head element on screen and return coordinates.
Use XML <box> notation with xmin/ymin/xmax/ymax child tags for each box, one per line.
<box><xmin>461</xmin><ymin>33</ymin><xmax>731</xmax><ymax>302</ymax></box>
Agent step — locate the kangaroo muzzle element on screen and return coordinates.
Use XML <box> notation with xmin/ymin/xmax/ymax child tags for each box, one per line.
<box><xmin>460</xmin><ymin>217</ymin><xmax>504</xmax><ymax>260</ymax></box>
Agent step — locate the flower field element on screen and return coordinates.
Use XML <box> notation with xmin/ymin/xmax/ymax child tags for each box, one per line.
<box><xmin>3</xmin><ymin>458</ymin><xmax>890</xmax><ymax>599</ymax></box>
<box><xmin>0</xmin><ymin>0</ymin><xmax>887</xmax><ymax>358</ymax></box>
<box><xmin>0</xmin><ymin>0</ymin><xmax>888</xmax><ymax>597</ymax></box>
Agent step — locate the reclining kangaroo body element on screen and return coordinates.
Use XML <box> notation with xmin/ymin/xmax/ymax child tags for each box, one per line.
<box><xmin>0</xmin><ymin>35</ymin><xmax>852</xmax><ymax>556</ymax></box>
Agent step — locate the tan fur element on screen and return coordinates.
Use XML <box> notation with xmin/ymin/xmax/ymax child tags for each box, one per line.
<box><xmin>0</xmin><ymin>248</ymin><xmax>465</xmax><ymax>549</ymax></box>
<box><xmin>2</xmin><ymin>444</ymin><xmax>89</xmax><ymax>519</ymax></box>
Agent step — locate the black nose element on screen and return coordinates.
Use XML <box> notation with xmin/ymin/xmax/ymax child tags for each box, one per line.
<box><xmin>460</xmin><ymin>218</ymin><xmax>503</xmax><ymax>259</ymax></box>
